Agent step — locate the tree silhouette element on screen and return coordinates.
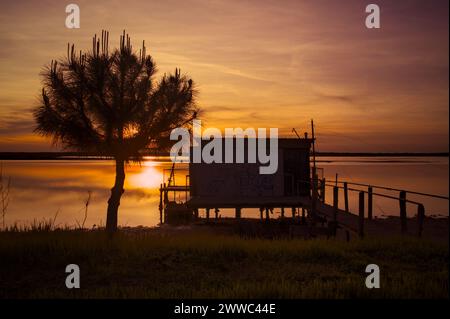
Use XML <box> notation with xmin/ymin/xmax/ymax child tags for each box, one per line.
<box><xmin>34</xmin><ymin>31</ymin><xmax>198</xmax><ymax>233</ymax></box>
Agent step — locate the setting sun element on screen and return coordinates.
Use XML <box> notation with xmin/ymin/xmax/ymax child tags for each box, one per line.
<box><xmin>128</xmin><ymin>164</ymin><xmax>163</xmax><ymax>189</ymax></box>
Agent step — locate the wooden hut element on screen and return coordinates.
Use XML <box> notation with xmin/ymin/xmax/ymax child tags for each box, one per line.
<box><xmin>187</xmin><ymin>137</ymin><xmax>313</xmax><ymax>218</ymax></box>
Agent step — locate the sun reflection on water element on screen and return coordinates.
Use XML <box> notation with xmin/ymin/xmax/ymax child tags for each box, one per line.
<box><xmin>127</xmin><ymin>164</ymin><xmax>162</xmax><ymax>189</ymax></box>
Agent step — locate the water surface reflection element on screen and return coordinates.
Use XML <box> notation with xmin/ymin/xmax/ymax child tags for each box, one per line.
<box><xmin>1</xmin><ymin>157</ymin><xmax>448</xmax><ymax>227</ymax></box>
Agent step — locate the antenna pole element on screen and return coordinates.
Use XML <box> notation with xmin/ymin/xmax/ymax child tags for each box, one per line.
<box><xmin>310</xmin><ymin>119</ymin><xmax>317</xmax><ymax>220</ymax></box>
<box><xmin>311</xmin><ymin>119</ymin><xmax>316</xmax><ymax>171</ymax></box>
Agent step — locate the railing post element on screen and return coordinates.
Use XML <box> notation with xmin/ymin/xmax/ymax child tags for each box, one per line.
<box><xmin>358</xmin><ymin>191</ymin><xmax>364</xmax><ymax>238</ymax></box>
<box><xmin>163</xmin><ymin>182</ymin><xmax>168</xmax><ymax>203</ymax></box>
<box><xmin>311</xmin><ymin>196</ymin><xmax>316</xmax><ymax>220</ymax></box>
<box><xmin>368</xmin><ymin>186</ymin><xmax>373</xmax><ymax>220</ymax></box>
<box><xmin>259</xmin><ymin>207</ymin><xmax>264</xmax><ymax>220</ymax></box>
<box><xmin>344</xmin><ymin>182</ymin><xmax>349</xmax><ymax>213</ymax></box>
<box><xmin>280</xmin><ymin>207</ymin><xmax>285</xmax><ymax>218</ymax></box>
<box><xmin>163</xmin><ymin>182</ymin><xmax>168</xmax><ymax>222</ymax></box>
<box><xmin>333</xmin><ymin>186</ymin><xmax>339</xmax><ymax>236</ymax></box>
<box><xmin>417</xmin><ymin>204</ymin><xmax>425</xmax><ymax>237</ymax></box>
<box><xmin>214</xmin><ymin>208</ymin><xmax>219</xmax><ymax>219</ymax></box>
<box><xmin>291</xmin><ymin>207</ymin><xmax>296</xmax><ymax>219</ymax></box>
<box><xmin>206</xmin><ymin>208</ymin><xmax>210</xmax><ymax>221</ymax></box>
<box><xmin>310</xmin><ymin>170</ymin><xmax>317</xmax><ymax>219</ymax></box>
<box><xmin>322</xmin><ymin>178</ymin><xmax>326</xmax><ymax>203</ymax></box>
<box><xmin>194</xmin><ymin>208</ymin><xmax>199</xmax><ymax>219</ymax></box>
<box><xmin>159</xmin><ymin>184</ymin><xmax>163</xmax><ymax>224</ymax></box>
<box><xmin>333</xmin><ymin>186</ymin><xmax>338</xmax><ymax>222</ymax></box>
<box><xmin>235</xmin><ymin>207</ymin><xmax>241</xmax><ymax>219</ymax></box>
<box><xmin>399</xmin><ymin>191</ymin><xmax>407</xmax><ymax>234</ymax></box>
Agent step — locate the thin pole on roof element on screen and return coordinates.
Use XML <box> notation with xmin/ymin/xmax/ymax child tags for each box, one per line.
<box><xmin>311</xmin><ymin>119</ymin><xmax>317</xmax><ymax>218</ymax></box>
<box><xmin>311</xmin><ymin>119</ymin><xmax>316</xmax><ymax>171</ymax></box>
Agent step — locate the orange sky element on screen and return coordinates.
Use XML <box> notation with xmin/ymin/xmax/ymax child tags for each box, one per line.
<box><xmin>0</xmin><ymin>0</ymin><xmax>448</xmax><ymax>152</ymax></box>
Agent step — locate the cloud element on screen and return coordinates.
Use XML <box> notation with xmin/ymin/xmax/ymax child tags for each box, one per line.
<box><xmin>0</xmin><ymin>120</ymin><xmax>33</xmax><ymax>136</ymax></box>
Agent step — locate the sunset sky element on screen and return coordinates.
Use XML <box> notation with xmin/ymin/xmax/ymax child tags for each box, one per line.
<box><xmin>0</xmin><ymin>0</ymin><xmax>448</xmax><ymax>152</ymax></box>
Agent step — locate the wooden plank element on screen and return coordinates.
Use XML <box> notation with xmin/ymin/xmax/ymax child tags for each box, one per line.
<box><xmin>312</xmin><ymin>196</ymin><xmax>427</xmax><ymax>238</ymax></box>
<box><xmin>315</xmin><ymin>201</ymin><xmax>359</xmax><ymax>233</ymax></box>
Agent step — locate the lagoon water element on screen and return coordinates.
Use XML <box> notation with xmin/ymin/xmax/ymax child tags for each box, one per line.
<box><xmin>1</xmin><ymin>157</ymin><xmax>448</xmax><ymax>228</ymax></box>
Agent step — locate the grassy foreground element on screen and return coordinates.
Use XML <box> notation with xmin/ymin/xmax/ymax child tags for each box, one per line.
<box><xmin>0</xmin><ymin>230</ymin><xmax>448</xmax><ymax>298</ymax></box>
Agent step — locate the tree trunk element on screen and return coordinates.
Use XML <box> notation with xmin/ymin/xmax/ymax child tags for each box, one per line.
<box><xmin>106</xmin><ymin>158</ymin><xmax>125</xmax><ymax>233</ymax></box>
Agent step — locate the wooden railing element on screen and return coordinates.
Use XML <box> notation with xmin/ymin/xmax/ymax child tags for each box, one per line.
<box><xmin>314</xmin><ymin>178</ymin><xmax>448</xmax><ymax>237</ymax></box>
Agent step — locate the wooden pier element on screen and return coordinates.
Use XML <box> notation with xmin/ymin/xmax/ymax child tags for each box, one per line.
<box><xmin>159</xmin><ymin>173</ymin><xmax>448</xmax><ymax>240</ymax></box>
<box><xmin>157</xmin><ymin>131</ymin><xmax>448</xmax><ymax>239</ymax></box>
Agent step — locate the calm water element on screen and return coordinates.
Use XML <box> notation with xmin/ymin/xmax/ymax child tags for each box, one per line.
<box><xmin>1</xmin><ymin>157</ymin><xmax>448</xmax><ymax>228</ymax></box>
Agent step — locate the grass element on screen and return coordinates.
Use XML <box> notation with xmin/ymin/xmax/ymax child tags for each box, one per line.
<box><xmin>0</xmin><ymin>227</ymin><xmax>448</xmax><ymax>298</ymax></box>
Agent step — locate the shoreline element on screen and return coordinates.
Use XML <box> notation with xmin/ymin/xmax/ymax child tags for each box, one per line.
<box><xmin>3</xmin><ymin>215</ymin><xmax>448</xmax><ymax>243</ymax></box>
<box><xmin>1</xmin><ymin>151</ymin><xmax>449</xmax><ymax>160</ymax></box>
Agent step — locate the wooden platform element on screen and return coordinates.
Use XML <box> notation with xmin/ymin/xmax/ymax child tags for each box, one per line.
<box><xmin>162</xmin><ymin>185</ymin><xmax>437</xmax><ymax>238</ymax></box>
<box><xmin>187</xmin><ymin>196</ymin><xmax>310</xmax><ymax>209</ymax></box>
<box><xmin>314</xmin><ymin>200</ymin><xmax>427</xmax><ymax>238</ymax></box>
<box><xmin>189</xmin><ymin>196</ymin><xmax>430</xmax><ymax>238</ymax></box>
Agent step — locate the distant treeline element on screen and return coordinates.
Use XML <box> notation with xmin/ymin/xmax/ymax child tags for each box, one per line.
<box><xmin>314</xmin><ymin>152</ymin><xmax>449</xmax><ymax>157</ymax></box>
<box><xmin>0</xmin><ymin>151</ymin><xmax>448</xmax><ymax>160</ymax></box>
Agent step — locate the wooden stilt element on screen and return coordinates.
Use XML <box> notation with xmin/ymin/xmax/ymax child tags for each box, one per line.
<box><xmin>399</xmin><ymin>191</ymin><xmax>407</xmax><ymax>234</ymax></box>
<box><xmin>344</xmin><ymin>182</ymin><xmax>349</xmax><ymax>213</ymax></box>
<box><xmin>322</xmin><ymin>178</ymin><xmax>326</xmax><ymax>203</ymax></box>
<box><xmin>332</xmin><ymin>186</ymin><xmax>339</xmax><ymax>236</ymax></box>
<box><xmin>235</xmin><ymin>207</ymin><xmax>241</xmax><ymax>219</ymax></box>
<box><xmin>417</xmin><ymin>204</ymin><xmax>425</xmax><ymax>237</ymax></box>
<box><xmin>214</xmin><ymin>208</ymin><xmax>219</xmax><ymax>219</ymax></box>
<box><xmin>358</xmin><ymin>191</ymin><xmax>364</xmax><ymax>238</ymax></box>
<box><xmin>159</xmin><ymin>184</ymin><xmax>163</xmax><ymax>224</ymax></box>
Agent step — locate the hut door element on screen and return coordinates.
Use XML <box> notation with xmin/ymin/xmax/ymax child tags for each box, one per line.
<box><xmin>283</xmin><ymin>149</ymin><xmax>309</xmax><ymax>196</ymax></box>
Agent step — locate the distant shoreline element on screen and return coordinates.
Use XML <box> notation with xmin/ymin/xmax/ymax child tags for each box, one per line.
<box><xmin>0</xmin><ymin>151</ymin><xmax>448</xmax><ymax>160</ymax></box>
